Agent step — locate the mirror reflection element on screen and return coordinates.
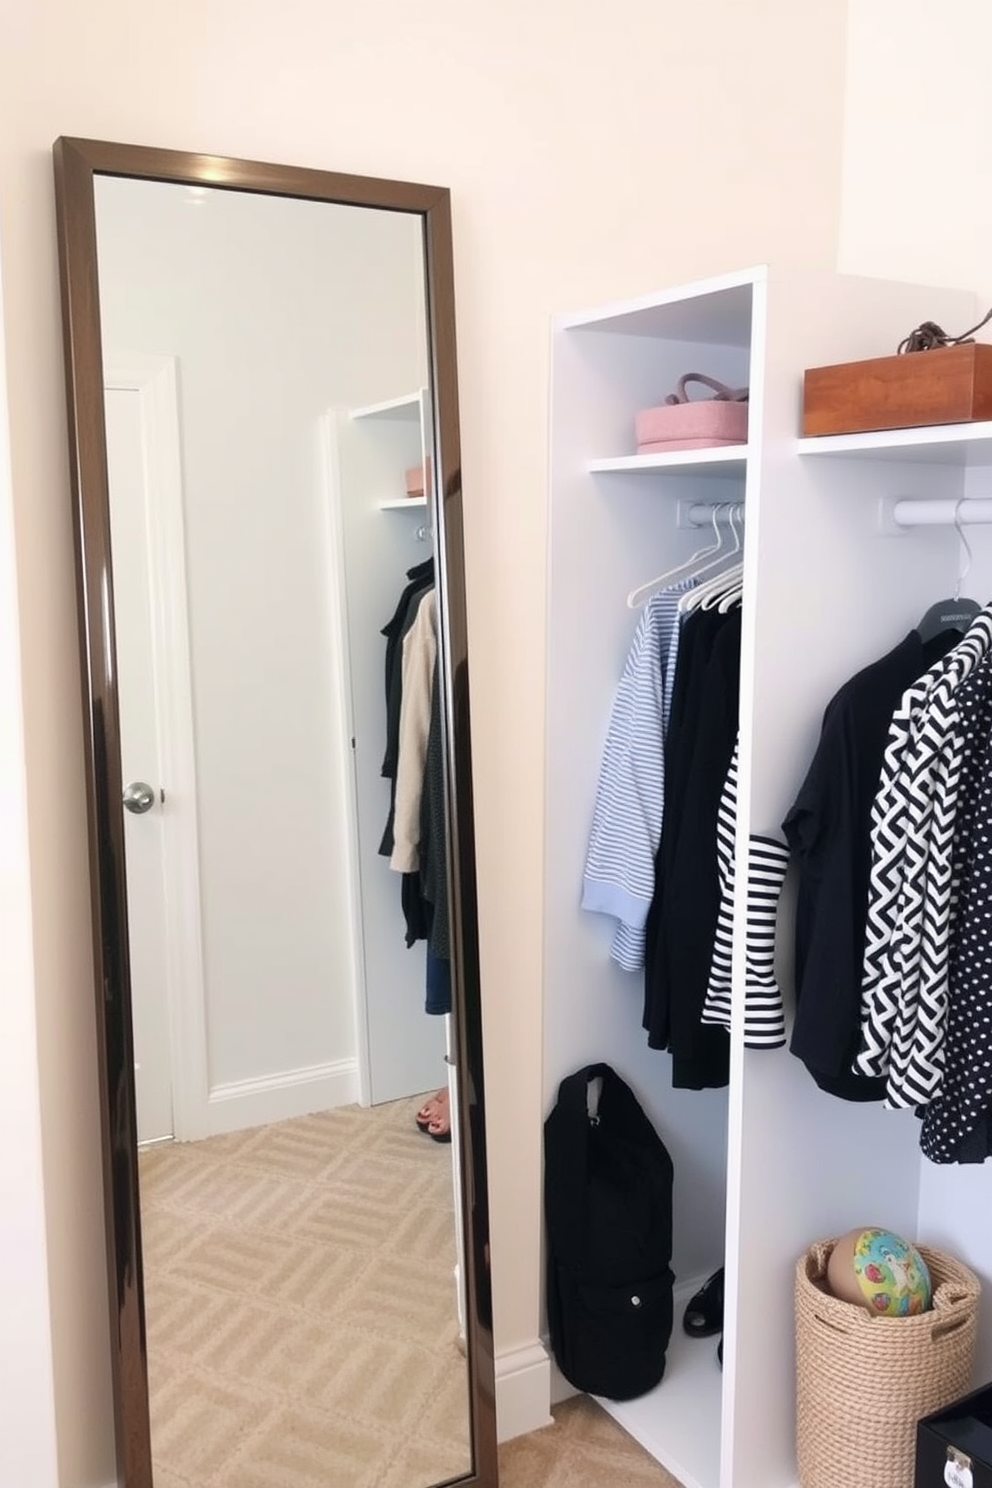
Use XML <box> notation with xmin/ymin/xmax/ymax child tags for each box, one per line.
<box><xmin>93</xmin><ymin>174</ymin><xmax>470</xmax><ymax>1488</ymax></box>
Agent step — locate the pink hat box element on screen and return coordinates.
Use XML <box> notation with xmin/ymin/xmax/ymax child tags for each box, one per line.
<box><xmin>636</xmin><ymin>373</ymin><xmax>748</xmax><ymax>454</ymax></box>
<box><xmin>405</xmin><ymin>456</ymin><xmax>433</xmax><ymax>498</ymax></box>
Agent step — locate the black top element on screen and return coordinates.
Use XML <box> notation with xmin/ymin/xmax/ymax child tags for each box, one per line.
<box><xmin>420</xmin><ymin>660</ymin><xmax>449</xmax><ymax>961</ymax></box>
<box><xmin>378</xmin><ymin>560</ymin><xmax>434</xmax><ymax>945</ymax></box>
<box><xmin>379</xmin><ymin>558</ymin><xmax>434</xmax><ymax>787</ymax></box>
<box><xmin>644</xmin><ymin>607</ymin><xmax>740</xmax><ymax>1089</ymax></box>
<box><xmin>920</xmin><ymin>651</ymin><xmax>992</xmax><ymax>1163</ymax></box>
<box><xmin>783</xmin><ymin>629</ymin><xmax>957</xmax><ymax>1101</ymax></box>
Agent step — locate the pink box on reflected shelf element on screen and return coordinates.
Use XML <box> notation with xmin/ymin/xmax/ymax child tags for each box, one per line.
<box><xmin>405</xmin><ymin>456</ymin><xmax>432</xmax><ymax>498</ymax></box>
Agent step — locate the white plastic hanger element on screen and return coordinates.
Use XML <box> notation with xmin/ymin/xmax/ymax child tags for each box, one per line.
<box><xmin>695</xmin><ymin>560</ymin><xmax>743</xmax><ymax>612</ymax></box>
<box><xmin>702</xmin><ymin>505</ymin><xmax>744</xmax><ymax>610</ymax></box>
<box><xmin>677</xmin><ymin>505</ymin><xmax>743</xmax><ymax>612</ymax></box>
<box><xmin>914</xmin><ymin>498</ymin><xmax>981</xmax><ymax>644</ymax></box>
<box><xmin>717</xmin><ymin>570</ymin><xmax>744</xmax><ymax>612</ymax></box>
<box><xmin>713</xmin><ymin>504</ymin><xmax>745</xmax><ymax>612</ymax></box>
<box><xmin>679</xmin><ymin>503</ymin><xmax>744</xmax><ymax>613</ymax></box>
<box><xmin>626</xmin><ymin>502</ymin><xmax>727</xmax><ymax>609</ymax></box>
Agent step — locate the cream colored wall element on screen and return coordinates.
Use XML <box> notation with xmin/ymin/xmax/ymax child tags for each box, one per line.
<box><xmin>0</xmin><ymin>2</ymin><xmax>847</xmax><ymax>1480</ymax></box>
<box><xmin>0</xmin><ymin>244</ymin><xmax>60</xmax><ymax>1488</ymax></box>
<box><xmin>840</xmin><ymin>0</ymin><xmax>992</xmax><ymax>304</ymax></box>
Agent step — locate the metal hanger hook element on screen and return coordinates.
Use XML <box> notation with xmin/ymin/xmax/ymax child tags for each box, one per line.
<box><xmin>953</xmin><ymin>498</ymin><xmax>973</xmax><ymax>600</ymax></box>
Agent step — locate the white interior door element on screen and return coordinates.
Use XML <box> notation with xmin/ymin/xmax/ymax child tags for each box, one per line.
<box><xmin>106</xmin><ymin>385</ymin><xmax>175</xmax><ymax>1144</ymax></box>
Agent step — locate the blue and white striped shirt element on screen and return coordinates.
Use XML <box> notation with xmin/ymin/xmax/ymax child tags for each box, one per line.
<box><xmin>582</xmin><ymin>586</ymin><xmax>686</xmax><ymax>970</ymax></box>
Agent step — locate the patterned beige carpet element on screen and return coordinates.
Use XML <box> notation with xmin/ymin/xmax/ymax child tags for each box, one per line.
<box><xmin>499</xmin><ymin>1392</ymin><xmax>687</xmax><ymax>1488</ymax></box>
<box><xmin>500</xmin><ymin>1396</ymin><xmax>683</xmax><ymax>1487</ymax></box>
<box><xmin>138</xmin><ymin>1097</ymin><xmax>469</xmax><ymax>1488</ymax></box>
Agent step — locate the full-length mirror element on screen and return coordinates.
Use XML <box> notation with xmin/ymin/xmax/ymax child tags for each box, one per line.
<box><xmin>53</xmin><ymin>138</ymin><xmax>495</xmax><ymax>1488</ymax></box>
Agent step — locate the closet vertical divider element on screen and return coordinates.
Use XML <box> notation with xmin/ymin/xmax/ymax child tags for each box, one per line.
<box><xmin>546</xmin><ymin>264</ymin><xmax>991</xmax><ymax>1488</ymax></box>
<box><xmin>544</xmin><ymin>272</ymin><xmax>754</xmax><ymax>1488</ymax></box>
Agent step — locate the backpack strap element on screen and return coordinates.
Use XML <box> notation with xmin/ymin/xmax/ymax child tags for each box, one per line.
<box><xmin>546</xmin><ymin>1063</ymin><xmax>658</xmax><ymax>1265</ymax></box>
<box><xmin>545</xmin><ymin>1064</ymin><xmax>601</xmax><ymax>1264</ymax></box>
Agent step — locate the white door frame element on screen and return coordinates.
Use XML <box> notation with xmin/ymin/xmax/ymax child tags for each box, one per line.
<box><xmin>320</xmin><ymin>411</ymin><xmax>373</xmax><ymax>1105</ymax></box>
<box><xmin>106</xmin><ymin>352</ymin><xmax>209</xmax><ymax>1141</ymax></box>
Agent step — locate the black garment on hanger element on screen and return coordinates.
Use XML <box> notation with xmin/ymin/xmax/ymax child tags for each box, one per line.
<box><xmin>379</xmin><ymin>561</ymin><xmax>435</xmax><ymax>855</ymax></box>
<box><xmin>380</xmin><ymin>557</ymin><xmax>434</xmax><ymax>767</ymax></box>
<box><xmin>783</xmin><ymin>630</ymin><xmax>958</xmax><ymax>1101</ymax></box>
<box><xmin>644</xmin><ymin>606</ymin><xmax>740</xmax><ymax>1089</ymax></box>
<box><xmin>379</xmin><ymin>560</ymin><xmax>435</xmax><ymax>946</ymax></box>
<box><xmin>400</xmin><ymin>872</ymin><xmax>430</xmax><ymax>948</ymax></box>
<box><xmin>946</xmin><ymin>1110</ymin><xmax>992</xmax><ymax>1164</ymax></box>
<box><xmin>919</xmin><ymin>650</ymin><xmax>992</xmax><ymax>1163</ymax></box>
<box><xmin>420</xmin><ymin>660</ymin><xmax>451</xmax><ymax>964</ymax></box>
<box><xmin>642</xmin><ymin>608</ymin><xmax>722</xmax><ymax>1050</ymax></box>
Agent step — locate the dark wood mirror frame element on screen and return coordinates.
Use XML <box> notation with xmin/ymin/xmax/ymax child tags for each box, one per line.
<box><xmin>52</xmin><ymin>136</ymin><xmax>496</xmax><ymax>1488</ymax></box>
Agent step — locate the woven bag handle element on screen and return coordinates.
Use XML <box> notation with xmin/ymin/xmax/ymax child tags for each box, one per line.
<box><xmin>808</xmin><ymin>1298</ymin><xmax>973</xmax><ymax>1345</ymax></box>
<box><xmin>930</xmin><ymin>1310</ymin><xmax>973</xmax><ymax>1344</ymax></box>
<box><xmin>665</xmin><ymin>373</ymin><xmax>749</xmax><ymax>405</ymax></box>
<box><xmin>806</xmin><ymin>1281</ymin><xmax>976</xmax><ymax>1343</ymax></box>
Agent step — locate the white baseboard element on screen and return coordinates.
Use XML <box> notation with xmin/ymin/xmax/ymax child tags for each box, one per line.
<box><xmin>495</xmin><ymin>1339</ymin><xmax>554</xmax><ymax>1443</ymax></box>
<box><xmin>206</xmin><ymin>1058</ymin><xmax>359</xmax><ymax>1136</ymax></box>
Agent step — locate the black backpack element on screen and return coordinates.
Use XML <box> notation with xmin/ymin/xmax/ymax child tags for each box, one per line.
<box><xmin>544</xmin><ymin>1063</ymin><xmax>675</xmax><ymax>1400</ymax></box>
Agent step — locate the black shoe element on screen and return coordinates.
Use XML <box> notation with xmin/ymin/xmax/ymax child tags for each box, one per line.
<box><xmin>682</xmin><ymin>1266</ymin><xmax>724</xmax><ymax>1339</ymax></box>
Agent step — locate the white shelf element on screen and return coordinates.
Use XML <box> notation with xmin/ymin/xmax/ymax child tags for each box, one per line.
<box><xmin>797</xmin><ymin>421</ymin><xmax>992</xmax><ymax>466</ymax></box>
<box><xmin>560</xmin><ymin>267</ymin><xmax>760</xmax><ymax>346</ymax></box>
<box><xmin>589</xmin><ymin>446</ymin><xmax>748</xmax><ymax>478</ymax></box>
<box><xmin>595</xmin><ymin>1278</ymin><xmax>723</xmax><ymax>1488</ymax></box>
<box><xmin>379</xmin><ymin>496</ymin><xmax>427</xmax><ymax>510</ymax></box>
<box><xmin>349</xmin><ymin>392</ymin><xmax>421</xmax><ymax>422</ymax></box>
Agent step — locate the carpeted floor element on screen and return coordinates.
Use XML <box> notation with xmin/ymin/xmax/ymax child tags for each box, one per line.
<box><xmin>500</xmin><ymin>1396</ymin><xmax>683</xmax><ymax>1486</ymax></box>
<box><xmin>139</xmin><ymin>1100</ymin><xmax>685</xmax><ymax>1488</ymax></box>
<box><xmin>138</xmin><ymin>1097</ymin><xmax>470</xmax><ymax>1488</ymax></box>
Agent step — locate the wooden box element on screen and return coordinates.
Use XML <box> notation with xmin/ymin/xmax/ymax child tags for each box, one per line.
<box><xmin>802</xmin><ymin>343</ymin><xmax>992</xmax><ymax>436</ymax></box>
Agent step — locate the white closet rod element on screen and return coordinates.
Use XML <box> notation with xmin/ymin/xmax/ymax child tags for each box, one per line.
<box><xmin>687</xmin><ymin>499</ymin><xmax>992</xmax><ymax>529</ymax></box>
<box><xmin>894</xmin><ymin>499</ymin><xmax>992</xmax><ymax>527</ymax></box>
<box><xmin>684</xmin><ymin>502</ymin><xmax>745</xmax><ymax>527</ymax></box>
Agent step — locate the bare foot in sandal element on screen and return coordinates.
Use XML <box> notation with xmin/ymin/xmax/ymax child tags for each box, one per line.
<box><xmin>427</xmin><ymin>1092</ymin><xmax>452</xmax><ymax>1145</ymax></box>
<box><xmin>415</xmin><ymin>1087</ymin><xmax>447</xmax><ymax>1131</ymax></box>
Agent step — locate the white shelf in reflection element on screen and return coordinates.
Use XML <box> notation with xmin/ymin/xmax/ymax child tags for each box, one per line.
<box><xmin>350</xmin><ymin>392</ymin><xmax>421</xmax><ymax>421</ymax></box>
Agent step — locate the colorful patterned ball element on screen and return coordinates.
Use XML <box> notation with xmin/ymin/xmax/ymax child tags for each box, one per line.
<box><xmin>826</xmin><ymin>1228</ymin><xmax>932</xmax><ymax>1316</ymax></box>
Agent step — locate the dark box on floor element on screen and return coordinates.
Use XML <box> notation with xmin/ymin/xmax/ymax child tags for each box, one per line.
<box><xmin>916</xmin><ymin>1382</ymin><xmax>992</xmax><ymax>1488</ymax></box>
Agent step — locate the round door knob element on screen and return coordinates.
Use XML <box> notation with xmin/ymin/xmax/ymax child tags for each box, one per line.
<box><xmin>122</xmin><ymin>781</ymin><xmax>156</xmax><ymax>815</ymax></box>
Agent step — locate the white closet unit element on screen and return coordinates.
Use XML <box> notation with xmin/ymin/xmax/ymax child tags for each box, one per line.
<box><xmin>544</xmin><ymin>266</ymin><xmax>992</xmax><ymax>1488</ymax></box>
<box><xmin>325</xmin><ymin>388</ymin><xmax>444</xmax><ymax>1106</ymax></box>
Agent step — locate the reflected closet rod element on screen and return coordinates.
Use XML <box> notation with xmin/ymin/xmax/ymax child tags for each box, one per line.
<box><xmin>681</xmin><ymin>501</ymin><xmax>745</xmax><ymax>528</ymax></box>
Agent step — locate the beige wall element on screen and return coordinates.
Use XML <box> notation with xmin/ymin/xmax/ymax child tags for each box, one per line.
<box><xmin>0</xmin><ymin>2</ymin><xmax>847</xmax><ymax>1480</ymax></box>
<box><xmin>0</xmin><ymin>249</ymin><xmax>60</xmax><ymax>1488</ymax></box>
<box><xmin>840</xmin><ymin>0</ymin><xmax>992</xmax><ymax>303</ymax></box>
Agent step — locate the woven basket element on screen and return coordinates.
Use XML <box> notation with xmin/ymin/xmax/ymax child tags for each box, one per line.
<box><xmin>795</xmin><ymin>1238</ymin><xmax>980</xmax><ymax>1488</ymax></box>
